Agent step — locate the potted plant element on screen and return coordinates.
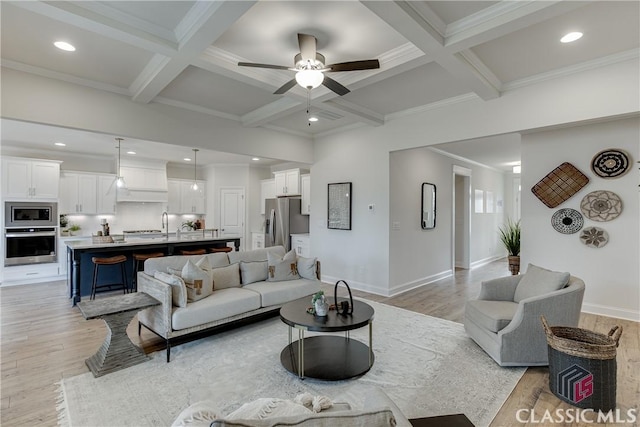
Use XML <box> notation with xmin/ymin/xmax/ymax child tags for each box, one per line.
<box><xmin>68</xmin><ymin>224</ymin><xmax>81</xmax><ymax>236</ymax></box>
<box><xmin>182</xmin><ymin>221</ymin><xmax>196</xmax><ymax>231</ymax></box>
<box><xmin>499</xmin><ymin>218</ymin><xmax>521</xmax><ymax>275</ymax></box>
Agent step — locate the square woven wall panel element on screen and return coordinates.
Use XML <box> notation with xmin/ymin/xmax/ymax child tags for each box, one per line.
<box><xmin>531</xmin><ymin>162</ymin><xmax>589</xmax><ymax>208</ymax></box>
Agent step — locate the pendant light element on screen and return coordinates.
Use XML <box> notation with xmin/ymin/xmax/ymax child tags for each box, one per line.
<box><xmin>191</xmin><ymin>148</ymin><xmax>199</xmax><ymax>191</ymax></box>
<box><xmin>115</xmin><ymin>138</ymin><xmax>126</xmax><ymax>188</ymax></box>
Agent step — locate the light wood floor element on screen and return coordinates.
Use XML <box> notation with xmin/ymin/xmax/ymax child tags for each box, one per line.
<box><xmin>1</xmin><ymin>260</ymin><xmax>638</xmax><ymax>426</ymax></box>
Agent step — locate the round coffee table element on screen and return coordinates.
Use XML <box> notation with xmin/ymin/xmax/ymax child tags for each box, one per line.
<box><xmin>279</xmin><ymin>296</ymin><xmax>375</xmax><ymax>380</ymax></box>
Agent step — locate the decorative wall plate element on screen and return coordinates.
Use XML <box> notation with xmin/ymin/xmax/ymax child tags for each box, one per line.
<box><xmin>580</xmin><ymin>227</ymin><xmax>609</xmax><ymax>248</ymax></box>
<box><xmin>591</xmin><ymin>149</ymin><xmax>630</xmax><ymax>178</ymax></box>
<box><xmin>580</xmin><ymin>190</ymin><xmax>623</xmax><ymax>222</ymax></box>
<box><xmin>551</xmin><ymin>208</ymin><xmax>584</xmax><ymax>234</ymax></box>
<box><xmin>531</xmin><ymin>162</ymin><xmax>589</xmax><ymax>208</ymax></box>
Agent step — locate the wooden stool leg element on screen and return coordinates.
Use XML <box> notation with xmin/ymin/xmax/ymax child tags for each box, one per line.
<box><xmin>91</xmin><ymin>264</ymin><xmax>99</xmax><ymax>300</ymax></box>
<box><xmin>121</xmin><ymin>262</ymin><xmax>127</xmax><ymax>294</ymax></box>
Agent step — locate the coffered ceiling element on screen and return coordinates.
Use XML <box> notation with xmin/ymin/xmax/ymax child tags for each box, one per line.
<box><xmin>1</xmin><ymin>1</ymin><xmax>638</xmax><ymax>168</ymax></box>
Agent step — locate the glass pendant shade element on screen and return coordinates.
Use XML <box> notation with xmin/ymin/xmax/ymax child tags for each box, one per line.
<box><xmin>295</xmin><ymin>69</ymin><xmax>324</xmax><ymax>89</ymax></box>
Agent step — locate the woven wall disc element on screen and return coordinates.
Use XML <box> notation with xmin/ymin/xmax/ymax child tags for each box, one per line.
<box><xmin>580</xmin><ymin>190</ymin><xmax>622</xmax><ymax>222</ymax></box>
<box><xmin>551</xmin><ymin>208</ymin><xmax>584</xmax><ymax>234</ymax></box>
<box><xmin>580</xmin><ymin>227</ymin><xmax>609</xmax><ymax>248</ymax></box>
<box><xmin>591</xmin><ymin>149</ymin><xmax>630</xmax><ymax>178</ymax></box>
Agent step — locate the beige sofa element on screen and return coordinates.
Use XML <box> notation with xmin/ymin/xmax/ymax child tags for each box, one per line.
<box><xmin>138</xmin><ymin>246</ymin><xmax>320</xmax><ymax>362</ymax></box>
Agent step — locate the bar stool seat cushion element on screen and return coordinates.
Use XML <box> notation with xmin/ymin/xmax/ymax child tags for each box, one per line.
<box><xmin>134</xmin><ymin>252</ymin><xmax>164</xmax><ymax>261</ymax></box>
<box><xmin>92</xmin><ymin>255</ymin><xmax>127</xmax><ymax>265</ymax></box>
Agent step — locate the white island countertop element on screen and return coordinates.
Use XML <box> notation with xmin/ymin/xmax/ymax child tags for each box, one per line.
<box><xmin>65</xmin><ymin>235</ymin><xmax>239</xmax><ymax>250</ymax></box>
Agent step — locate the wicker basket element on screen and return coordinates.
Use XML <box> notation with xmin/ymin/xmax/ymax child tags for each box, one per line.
<box><xmin>541</xmin><ymin>316</ymin><xmax>622</xmax><ymax>412</ymax></box>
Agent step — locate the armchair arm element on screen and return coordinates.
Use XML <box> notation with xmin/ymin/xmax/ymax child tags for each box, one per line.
<box><xmin>478</xmin><ymin>275</ymin><xmax>522</xmax><ymax>301</ymax></box>
<box><xmin>137</xmin><ymin>272</ymin><xmax>173</xmax><ymax>339</ymax></box>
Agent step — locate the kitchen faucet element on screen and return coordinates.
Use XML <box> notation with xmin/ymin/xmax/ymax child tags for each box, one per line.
<box><xmin>161</xmin><ymin>211</ymin><xmax>169</xmax><ymax>239</ymax></box>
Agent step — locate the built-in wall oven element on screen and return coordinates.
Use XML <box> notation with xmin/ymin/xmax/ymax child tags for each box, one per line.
<box><xmin>4</xmin><ymin>202</ymin><xmax>58</xmax><ymax>266</ymax></box>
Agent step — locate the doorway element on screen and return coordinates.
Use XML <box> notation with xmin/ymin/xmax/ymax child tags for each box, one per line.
<box><xmin>453</xmin><ymin>166</ymin><xmax>471</xmax><ymax>270</ymax></box>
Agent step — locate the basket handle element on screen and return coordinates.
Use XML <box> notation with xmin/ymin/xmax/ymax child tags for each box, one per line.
<box><xmin>608</xmin><ymin>326</ymin><xmax>623</xmax><ymax>347</ymax></box>
<box><xmin>540</xmin><ymin>315</ymin><xmax>553</xmax><ymax>339</ymax></box>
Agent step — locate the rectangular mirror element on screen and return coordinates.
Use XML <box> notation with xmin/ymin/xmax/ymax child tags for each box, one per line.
<box><xmin>421</xmin><ymin>182</ymin><xmax>436</xmax><ymax>229</ymax></box>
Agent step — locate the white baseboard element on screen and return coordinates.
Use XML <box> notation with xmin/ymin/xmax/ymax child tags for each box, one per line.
<box><xmin>470</xmin><ymin>255</ymin><xmax>503</xmax><ymax>269</ymax></box>
<box><xmin>323</xmin><ymin>270</ymin><xmax>454</xmax><ymax>298</ymax></box>
<box><xmin>582</xmin><ymin>303</ymin><xmax>640</xmax><ymax>322</ymax></box>
<box><xmin>321</xmin><ymin>275</ymin><xmax>390</xmax><ymax>297</ymax></box>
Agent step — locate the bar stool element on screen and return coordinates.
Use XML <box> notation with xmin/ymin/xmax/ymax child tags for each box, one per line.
<box><xmin>180</xmin><ymin>249</ymin><xmax>207</xmax><ymax>255</ymax></box>
<box><xmin>131</xmin><ymin>252</ymin><xmax>164</xmax><ymax>292</ymax></box>
<box><xmin>91</xmin><ymin>255</ymin><xmax>128</xmax><ymax>300</ymax></box>
<box><xmin>209</xmin><ymin>247</ymin><xmax>232</xmax><ymax>253</ymax></box>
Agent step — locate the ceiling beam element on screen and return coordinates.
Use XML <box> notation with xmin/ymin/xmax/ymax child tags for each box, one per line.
<box><xmin>130</xmin><ymin>1</ymin><xmax>256</xmax><ymax>103</ymax></box>
<box><xmin>361</xmin><ymin>0</ymin><xmax>500</xmax><ymax>100</ymax></box>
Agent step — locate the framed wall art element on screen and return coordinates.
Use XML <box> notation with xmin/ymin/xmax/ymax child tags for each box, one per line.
<box><xmin>328</xmin><ymin>182</ymin><xmax>352</xmax><ymax>230</ymax></box>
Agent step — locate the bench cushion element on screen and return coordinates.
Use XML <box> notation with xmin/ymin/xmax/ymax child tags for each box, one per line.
<box><xmin>172</xmin><ymin>288</ymin><xmax>261</xmax><ymax>330</ymax></box>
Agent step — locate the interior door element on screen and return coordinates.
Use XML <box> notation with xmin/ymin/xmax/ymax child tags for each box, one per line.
<box><xmin>220</xmin><ymin>188</ymin><xmax>245</xmax><ymax>238</ymax></box>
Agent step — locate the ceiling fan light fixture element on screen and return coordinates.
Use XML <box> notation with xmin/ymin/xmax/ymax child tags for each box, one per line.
<box><xmin>295</xmin><ymin>69</ymin><xmax>324</xmax><ymax>89</ymax></box>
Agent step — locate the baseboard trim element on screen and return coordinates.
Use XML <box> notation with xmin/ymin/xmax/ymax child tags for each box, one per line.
<box><xmin>389</xmin><ymin>270</ymin><xmax>453</xmax><ymax>297</ymax></box>
<box><xmin>321</xmin><ymin>275</ymin><xmax>391</xmax><ymax>297</ymax></box>
<box><xmin>470</xmin><ymin>255</ymin><xmax>503</xmax><ymax>270</ymax></box>
<box><xmin>582</xmin><ymin>303</ymin><xmax>640</xmax><ymax>322</ymax></box>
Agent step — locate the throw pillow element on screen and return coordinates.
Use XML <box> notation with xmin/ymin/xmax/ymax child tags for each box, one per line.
<box><xmin>182</xmin><ymin>259</ymin><xmax>213</xmax><ymax>302</ymax></box>
<box><xmin>513</xmin><ymin>263</ymin><xmax>570</xmax><ymax>303</ymax></box>
<box><xmin>267</xmin><ymin>250</ymin><xmax>300</xmax><ymax>282</ymax></box>
<box><xmin>153</xmin><ymin>271</ymin><xmax>187</xmax><ymax>307</ymax></box>
<box><xmin>296</xmin><ymin>257</ymin><xmax>317</xmax><ymax>280</ymax></box>
<box><xmin>171</xmin><ymin>400</ymin><xmax>220</xmax><ymax>427</ymax></box>
<box><xmin>212</xmin><ymin>264</ymin><xmax>241</xmax><ymax>290</ymax></box>
<box><xmin>226</xmin><ymin>398</ymin><xmax>313</xmax><ymax>420</ymax></box>
<box><xmin>240</xmin><ymin>261</ymin><xmax>268</xmax><ymax>285</ymax></box>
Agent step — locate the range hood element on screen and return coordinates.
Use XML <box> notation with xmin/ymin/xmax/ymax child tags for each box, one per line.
<box><xmin>116</xmin><ymin>159</ymin><xmax>168</xmax><ymax>203</ymax></box>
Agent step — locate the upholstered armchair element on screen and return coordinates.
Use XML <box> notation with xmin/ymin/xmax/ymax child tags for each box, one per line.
<box><xmin>464</xmin><ymin>264</ymin><xmax>585</xmax><ymax>367</ymax></box>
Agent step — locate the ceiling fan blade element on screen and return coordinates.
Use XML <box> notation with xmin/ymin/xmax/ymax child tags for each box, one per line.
<box><xmin>328</xmin><ymin>59</ymin><xmax>380</xmax><ymax>72</ymax></box>
<box><xmin>238</xmin><ymin>62</ymin><xmax>290</xmax><ymax>70</ymax></box>
<box><xmin>298</xmin><ymin>33</ymin><xmax>317</xmax><ymax>62</ymax></box>
<box><xmin>274</xmin><ymin>79</ymin><xmax>297</xmax><ymax>95</ymax></box>
<box><xmin>322</xmin><ymin>76</ymin><xmax>350</xmax><ymax>96</ymax></box>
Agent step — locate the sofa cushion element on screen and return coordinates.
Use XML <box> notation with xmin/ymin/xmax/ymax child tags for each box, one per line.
<box><xmin>240</xmin><ymin>261</ymin><xmax>268</xmax><ymax>285</ymax></box>
<box><xmin>244</xmin><ymin>279</ymin><xmax>318</xmax><ymax>307</ymax></box>
<box><xmin>171</xmin><ymin>288</ymin><xmax>261</xmax><ymax>330</ymax></box>
<box><xmin>267</xmin><ymin>250</ymin><xmax>300</xmax><ymax>282</ymax></box>
<box><xmin>465</xmin><ymin>300</ymin><xmax>519</xmax><ymax>333</ymax></box>
<box><xmin>182</xmin><ymin>259</ymin><xmax>214</xmax><ymax>302</ymax></box>
<box><xmin>212</xmin><ymin>264</ymin><xmax>241</xmax><ymax>290</ymax></box>
<box><xmin>154</xmin><ymin>272</ymin><xmax>187</xmax><ymax>308</ymax></box>
<box><xmin>210</xmin><ymin>409</ymin><xmax>396</xmax><ymax>427</ymax></box>
<box><xmin>297</xmin><ymin>257</ymin><xmax>317</xmax><ymax>280</ymax></box>
<box><xmin>514</xmin><ymin>264</ymin><xmax>570</xmax><ymax>303</ymax></box>
<box><xmin>206</xmin><ymin>252</ymin><xmax>232</xmax><ymax>268</ymax></box>
<box><xmin>229</xmin><ymin>246</ymin><xmax>285</xmax><ymax>264</ymax></box>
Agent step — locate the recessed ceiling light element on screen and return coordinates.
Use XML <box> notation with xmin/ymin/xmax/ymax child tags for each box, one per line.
<box><xmin>54</xmin><ymin>41</ymin><xmax>76</xmax><ymax>51</ymax></box>
<box><xmin>308</xmin><ymin>116</ymin><xmax>319</xmax><ymax>122</ymax></box>
<box><xmin>184</xmin><ymin>158</ymin><xmax>191</xmax><ymax>162</ymax></box>
<box><xmin>54</xmin><ymin>142</ymin><xmax>66</xmax><ymax>147</ymax></box>
<box><xmin>127</xmin><ymin>151</ymin><xmax>136</xmax><ymax>155</ymax></box>
<box><xmin>560</xmin><ymin>32</ymin><xmax>583</xmax><ymax>43</ymax></box>
<box><xmin>252</xmin><ymin>157</ymin><xmax>260</xmax><ymax>161</ymax></box>
<box><xmin>512</xmin><ymin>165</ymin><xmax>521</xmax><ymax>174</ymax></box>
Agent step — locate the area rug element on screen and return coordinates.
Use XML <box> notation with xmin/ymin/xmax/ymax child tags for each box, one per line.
<box><xmin>57</xmin><ymin>300</ymin><xmax>525</xmax><ymax>427</ymax></box>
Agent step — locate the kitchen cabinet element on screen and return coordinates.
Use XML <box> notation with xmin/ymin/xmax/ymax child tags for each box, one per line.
<box><xmin>301</xmin><ymin>174</ymin><xmax>311</xmax><ymax>215</ymax></box>
<box><xmin>274</xmin><ymin>169</ymin><xmax>300</xmax><ymax>196</ymax></box>
<box><xmin>2</xmin><ymin>157</ymin><xmax>61</xmax><ymax>200</ymax></box>
<box><xmin>260</xmin><ymin>179</ymin><xmax>275</xmax><ymax>215</ymax></box>
<box><xmin>97</xmin><ymin>175</ymin><xmax>117</xmax><ymax>214</ymax></box>
<box><xmin>59</xmin><ymin>172</ymin><xmax>98</xmax><ymax>214</ymax></box>
<box><xmin>119</xmin><ymin>165</ymin><xmax>167</xmax><ymax>191</ymax></box>
<box><xmin>167</xmin><ymin>179</ymin><xmax>206</xmax><ymax>214</ymax></box>
<box><xmin>291</xmin><ymin>234</ymin><xmax>310</xmax><ymax>258</ymax></box>
<box><xmin>2</xmin><ymin>263</ymin><xmax>60</xmax><ymax>283</ymax></box>
<box><xmin>252</xmin><ymin>232</ymin><xmax>265</xmax><ymax>250</ymax></box>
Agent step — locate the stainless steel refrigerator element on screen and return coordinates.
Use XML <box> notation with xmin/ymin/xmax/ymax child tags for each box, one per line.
<box><xmin>265</xmin><ymin>198</ymin><xmax>309</xmax><ymax>251</ymax></box>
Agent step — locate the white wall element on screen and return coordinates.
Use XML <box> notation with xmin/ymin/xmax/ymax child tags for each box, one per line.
<box><xmin>521</xmin><ymin>117</ymin><xmax>639</xmax><ymax>321</ymax></box>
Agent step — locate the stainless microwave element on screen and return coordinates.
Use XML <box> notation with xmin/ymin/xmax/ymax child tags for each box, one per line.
<box><xmin>5</xmin><ymin>201</ymin><xmax>58</xmax><ymax>228</ymax></box>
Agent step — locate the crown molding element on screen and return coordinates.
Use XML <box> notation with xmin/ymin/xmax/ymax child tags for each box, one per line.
<box><xmin>386</xmin><ymin>93</ymin><xmax>479</xmax><ymax>122</ymax></box>
<box><xmin>152</xmin><ymin>96</ymin><xmax>241</xmax><ymax>122</ymax></box>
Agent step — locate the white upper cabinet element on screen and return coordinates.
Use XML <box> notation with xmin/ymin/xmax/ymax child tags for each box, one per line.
<box><xmin>301</xmin><ymin>174</ymin><xmax>311</xmax><ymax>215</ymax></box>
<box><xmin>260</xmin><ymin>179</ymin><xmax>276</xmax><ymax>215</ymax></box>
<box><xmin>166</xmin><ymin>179</ymin><xmax>206</xmax><ymax>214</ymax></box>
<box><xmin>274</xmin><ymin>169</ymin><xmax>301</xmax><ymax>196</ymax></box>
<box><xmin>2</xmin><ymin>157</ymin><xmax>61</xmax><ymax>200</ymax></box>
<box><xmin>59</xmin><ymin>172</ymin><xmax>97</xmax><ymax>214</ymax></box>
<box><xmin>119</xmin><ymin>166</ymin><xmax>167</xmax><ymax>191</ymax></box>
<box><xmin>97</xmin><ymin>175</ymin><xmax>117</xmax><ymax>214</ymax></box>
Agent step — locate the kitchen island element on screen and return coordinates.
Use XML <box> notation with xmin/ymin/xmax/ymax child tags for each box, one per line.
<box><xmin>66</xmin><ymin>236</ymin><xmax>240</xmax><ymax>305</ymax></box>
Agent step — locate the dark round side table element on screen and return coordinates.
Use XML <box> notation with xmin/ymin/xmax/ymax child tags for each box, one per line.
<box><xmin>279</xmin><ymin>296</ymin><xmax>375</xmax><ymax>380</ymax></box>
